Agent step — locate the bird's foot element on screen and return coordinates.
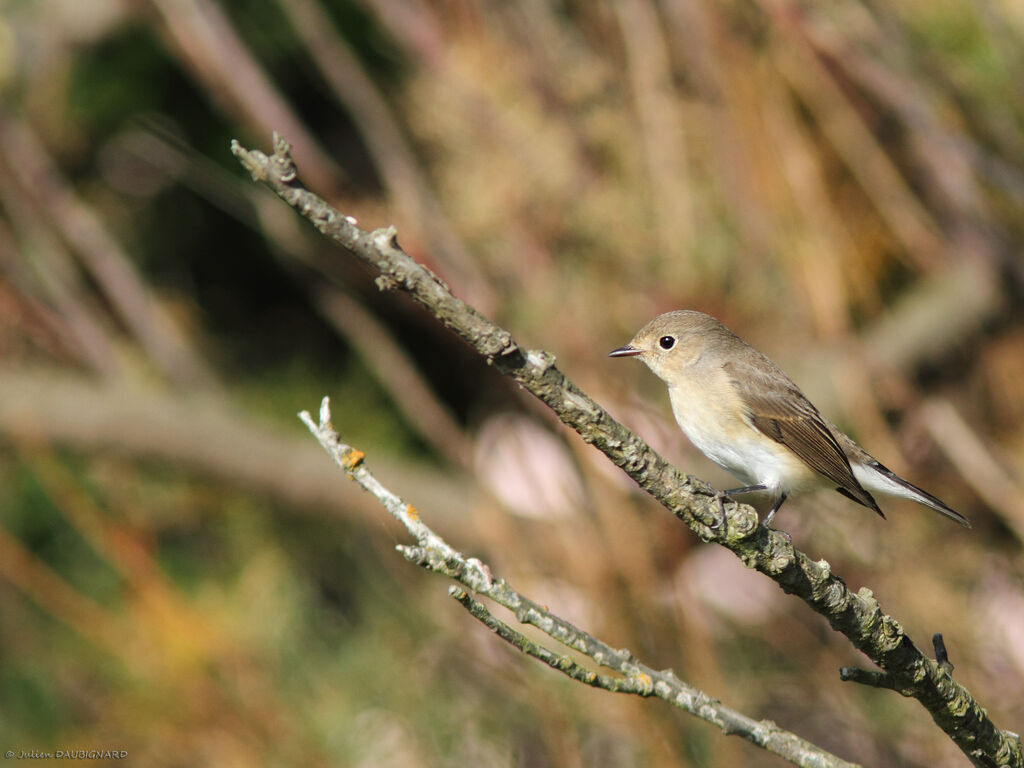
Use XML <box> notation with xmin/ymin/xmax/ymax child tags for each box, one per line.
<box><xmin>761</xmin><ymin>496</ymin><xmax>792</xmax><ymax>540</ymax></box>
<box><xmin>711</xmin><ymin>493</ymin><xmax>727</xmax><ymax>530</ymax></box>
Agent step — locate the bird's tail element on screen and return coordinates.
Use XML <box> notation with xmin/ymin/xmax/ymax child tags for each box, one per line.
<box><xmin>853</xmin><ymin>461</ymin><xmax>971</xmax><ymax>528</ymax></box>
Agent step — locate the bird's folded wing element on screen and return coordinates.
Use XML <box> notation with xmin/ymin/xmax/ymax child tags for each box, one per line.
<box><xmin>724</xmin><ymin>361</ymin><xmax>880</xmax><ymax>512</ymax></box>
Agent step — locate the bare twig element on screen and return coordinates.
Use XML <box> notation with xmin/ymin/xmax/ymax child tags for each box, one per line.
<box><xmin>840</xmin><ymin>634</ymin><xmax>957</xmax><ymax>691</ymax></box>
<box><xmin>233</xmin><ymin>134</ymin><xmax>1023</xmax><ymax>768</ymax></box>
<box><xmin>299</xmin><ymin>397</ymin><xmax>860</xmax><ymax>768</ymax></box>
<box><xmin>837</xmin><ymin>667</ymin><xmax>898</xmax><ymax>690</ymax></box>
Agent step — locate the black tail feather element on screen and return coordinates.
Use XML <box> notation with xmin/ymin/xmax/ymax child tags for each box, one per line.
<box><xmin>868</xmin><ymin>462</ymin><xmax>971</xmax><ymax>528</ymax></box>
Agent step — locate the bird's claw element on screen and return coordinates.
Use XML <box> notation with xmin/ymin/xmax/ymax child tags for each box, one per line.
<box><xmin>710</xmin><ymin>493</ymin><xmax>727</xmax><ymax>530</ymax></box>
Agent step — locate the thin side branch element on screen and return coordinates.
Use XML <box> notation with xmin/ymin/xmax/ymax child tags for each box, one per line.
<box><xmin>238</xmin><ymin>135</ymin><xmax>1022</xmax><ymax>768</ymax></box>
<box><xmin>300</xmin><ymin>398</ymin><xmax>859</xmax><ymax>768</ymax></box>
<box><xmin>838</xmin><ymin>667</ymin><xmax>898</xmax><ymax>691</ymax></box>
<box><xmin>840</xmin><ymin>634</ymin><xmax>958</xmax><ymax>692</ymax></box>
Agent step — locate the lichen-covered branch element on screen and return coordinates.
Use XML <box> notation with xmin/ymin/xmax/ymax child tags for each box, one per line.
<box><xmin>239</xmin><ymin>134</ymin><xmax>1022</xmax><ymax>768</ymax></box>
<box><xmin>299</xmin><ymin>398</ymin><xmax>859</xmax><ymax>768</ymax></box>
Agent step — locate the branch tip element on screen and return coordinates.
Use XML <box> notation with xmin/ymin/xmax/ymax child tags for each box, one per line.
<box><xmin>932</xmin><ymin>633</ymin><xmax>954</xmax><ymax>673</ymax></box>
<box><xmin>271</xmin><ymin>131</ymin><xmax>292</xmax><ymax>158</ymax></box>
<box><xmin>396</xmin><ymin>544</ymin><xmax>420</xmax><ymax>563</ymax></box>
<box><xmin>229</xmin><ymin>140</ymin><xmax>269</xmax><ymax>182</ymax></box>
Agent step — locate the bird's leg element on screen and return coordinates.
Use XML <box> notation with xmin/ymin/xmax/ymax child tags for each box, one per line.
<box><xmin>713</xmin><ymin>485</ymin><xmax>768</xmax><ymax>529</ymax></box>
<box><xmin>723</xmin><ymin>485</ymin><xmax>769</xmax><ymax>497</ymax></box>
<box><xmin>762</xmin><ymin>492</ymin><xmax>788</xmax><ymax>529</ymax></box>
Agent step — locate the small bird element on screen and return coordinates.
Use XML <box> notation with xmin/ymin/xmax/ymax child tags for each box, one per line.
<box><xmin>610</xmin><ymin>310</ymin><xmax>970</xmax><ymax>528</ymax></box>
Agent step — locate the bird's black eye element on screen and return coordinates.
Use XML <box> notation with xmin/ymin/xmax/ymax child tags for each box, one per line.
<box><xmin>659</xmin><ymin>335</ymin><xmax>675</xmax><ymax>350</ymax></box>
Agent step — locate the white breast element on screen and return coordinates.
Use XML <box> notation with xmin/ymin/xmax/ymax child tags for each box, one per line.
<box><xmin>667</xmin><ymin>383</ymin><xmax>816</xmax><ymax>496</ymax></box>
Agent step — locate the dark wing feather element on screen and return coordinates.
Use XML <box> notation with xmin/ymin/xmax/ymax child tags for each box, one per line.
<box><xmin>723</xmin><ymin>360</ymin><xmax>882</xmax><ymax>514</ymax></box>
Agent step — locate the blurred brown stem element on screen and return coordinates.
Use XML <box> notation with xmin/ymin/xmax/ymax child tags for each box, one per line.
<box><xmin>275</xmin><ymin>0</ymin><xmax>496</xmax><ymax>312</ymax></box>
<box><xmin>147</xmin><ymin>0</ymin><xmax>344</xmax><ymax>196</ymax></box>
<box><xmin>248</xmin><ymin>167</ymin><xmax>472</xmax><ymax>468</ymax></box>
<box><xmin>0</xmin><ymin>177</ymin><xmax>118</xmax><ymax>375</ymax></box>
<box><xmin>0</xmin><ymin>109</ymin><xmax>214</xmax><ymax>387</ymax></box>
<box><xmin>765</xmin><ymin>0</ymin><xmax>945</xmax><ymax>269</ymax></box>
<box><xmin>790</xmin><ymin>259</ymin><xmax>1005</xmax><ymax>419</ymax></box>
<box><xmin>354</xmin><ymin>0</ymin><xmax>444</xmax><ymax>66</ymax></box>
<box><xmin>312</xmin><ymin>285</ymin><xmax>472</xmax><ymax>465</ymax></box>
<box><xmin>118</xmin><ymin>125</ymin><xmax>472</xmax><ymax>467</ymax></box>
<box><xmin>0</xmin><ymin>524</ymin><xmax>125</xmax><ymax>651</ymax></box>
<box><xmin>613</xmin><ymin>0</ymin><xmax>694</xmax><ymax>267</ymax></box>
<box><xmin>918</xmin><ymin>397</ymin><xmax>1024</xmax><ymax>544</ymax></box>
<box><xmin>0</xmin><ymin>364</ymin><xmax>468</xmax><ymax>523</ymax></box>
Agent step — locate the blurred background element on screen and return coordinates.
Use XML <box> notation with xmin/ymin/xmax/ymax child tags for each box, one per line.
<box><xmin>1</xmin><ymin>0</ymin><xmax>1023</xmax><ymax>765</ymax></box>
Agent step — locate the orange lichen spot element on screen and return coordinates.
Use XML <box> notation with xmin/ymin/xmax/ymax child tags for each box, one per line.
<box><xmin>636</xmin><ymin>672</ymin><xmax>653</xmax><ymax>689</ymax></box>
<box><xmin>406</xmin><ymin>504</ymin><xmax>419</xmax><ymax>521</ymax></box>
<box><xmin>342</xmin><ymin>449</ymin><xmax>366</xmax><ymax>470</ymax></box>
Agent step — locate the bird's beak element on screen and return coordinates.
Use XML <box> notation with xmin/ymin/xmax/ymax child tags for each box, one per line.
<box><xmin>608</xmin><ymin>345</ymin><xmax>643</xmax><ymax>358</ymax></box>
